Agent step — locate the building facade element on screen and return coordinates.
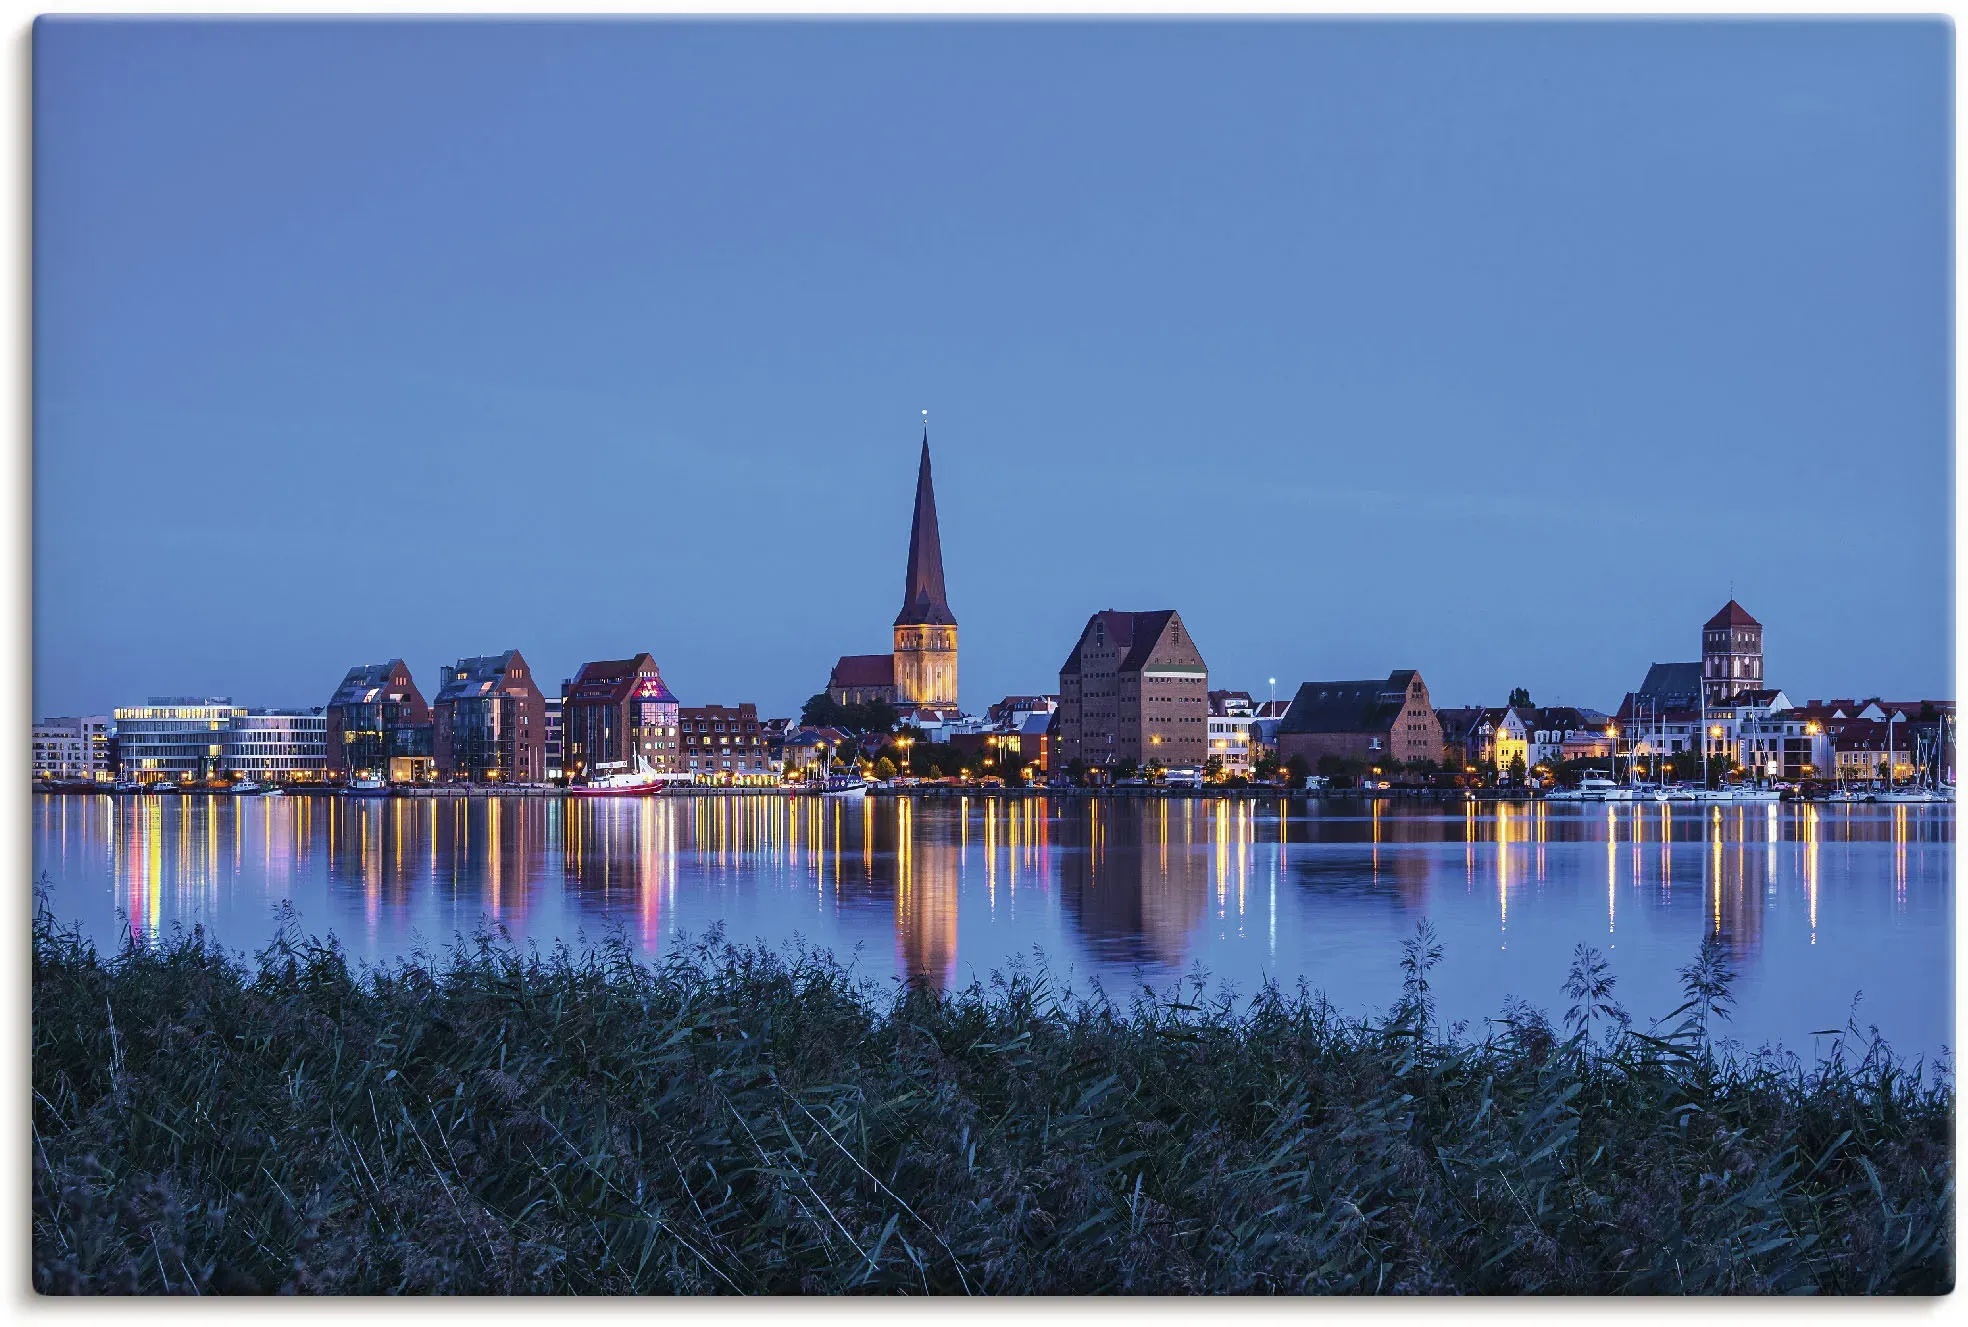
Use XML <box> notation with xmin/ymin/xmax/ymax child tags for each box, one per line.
<box><xmin>112</xmin><ymin>698</ymin><xmax>245</xmax><ymax>785</ymax></box>
<box><xmin>544</xmin><ymin>696</ymin><xmax>564</xmax><ymax>781</ymax></box>
<box><xmin>1056</xmin><ymin>609</ymin><xmax>1210</xmax><ymax>770</ymax></box>
<box><xmin>1275</xmin><ymin>671</ymin><xmax>1443</xmax><ymax>770</ymax></box>
<box><xmin>32</xmin><ymin>716</ymin><xmax>112</xmax><ymax>783</ymax></box>
<box><xmin>560</xmin><ymin>654</ymin><xmax>682</xmax><ymax>783</ymax></box>
<box><xmin>1206</xmin><ymin>691</ymin><xmax>1256</xmax><ymax>777</ymax></box>
<box><xmin>223</xmin><ymin>710</ymin><xmax>329</xmax><ymax>783</ymax></box>
<box><xmin>679</xmin><ymin>703</ymin><xmax>775</xmax><ymax>783</ymax></box>
<box><xmin>325</xmin><ymin>659</ymin><xmax>435</xmax><ymax>783</ymax></box>
<box><xmin>432</xmin><ymin>650</ymin><xmax>547</xmax><ymax>783</ymax></box>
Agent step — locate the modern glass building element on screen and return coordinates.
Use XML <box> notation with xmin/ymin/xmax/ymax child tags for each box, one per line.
<box><xmin>111</xmin><ymin>698</ymin><xmax>244</xmax><ymax>784</ymax></box>
<box><xmin>325</xmin><ymin>659</ymin><xmax>436</xmax><ymax>783</ymax></box>
<box><xmin>223</xmin><ymin>709</ymin><xmax>329</xmax><ymax>784</ymax></box>
<box><xmin>432</xmin><ymin>650</ymin><xmax>546</xmax><ymax>783</ymax></box>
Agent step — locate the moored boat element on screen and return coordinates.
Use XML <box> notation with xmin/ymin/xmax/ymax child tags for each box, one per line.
<box><xmin>569</xmin><ymin>755</ymin><xmax>691</xmax><ymax>796</ymax></box>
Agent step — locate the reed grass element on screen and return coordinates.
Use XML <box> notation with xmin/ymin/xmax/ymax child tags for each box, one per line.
<box><xmin>32</xmin><ymin>904</ymin><xmax>1953</xmax><ymax>1295</ymax></box>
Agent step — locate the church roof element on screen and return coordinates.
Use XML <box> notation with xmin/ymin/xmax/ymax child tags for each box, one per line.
<box><xmin>1635</xmin><ymin>661</ymin><xmax>1703</xmax><ymax>704</ymax></box>
<box><xmin>829</xmin><ymin>654</ymin><xmax>895</xmax><ymax>689</ymax></box>
<box><xmin>894</xmin><ymin>431</ymin><xmax>957</xmax><ymax>627</ymax></box>
<box><xmin>1705</xmin><ymin>599</ymin><xmax>1761</xmax><ymax>630</ymax></box>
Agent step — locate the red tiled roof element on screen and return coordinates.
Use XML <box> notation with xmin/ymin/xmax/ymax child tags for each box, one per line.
<box><xmin>828</xmin><ymin>654</ymin><xmax>894</xmax><ymax>689</ymax></box>
<box><xmin>1704</xmin><ymin>600</ymin><xmax>1761</xmax><ymax>630</ymax></box>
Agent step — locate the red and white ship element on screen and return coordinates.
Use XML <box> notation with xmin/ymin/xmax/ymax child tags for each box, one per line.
<box><xmin>570</xmin><ymin>755</ymin><xmax>693</xmax><ymax>797</ymax></box>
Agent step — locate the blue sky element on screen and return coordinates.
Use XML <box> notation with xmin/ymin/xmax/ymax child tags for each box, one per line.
<box><xmin>33</xmin><ymin>19</ymin><xmax>1952</xmax><ymax>718</ymax></box>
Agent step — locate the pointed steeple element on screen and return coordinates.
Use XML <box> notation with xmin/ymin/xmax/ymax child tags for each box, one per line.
<box><xmin>894</xmin><ymin>425</ymin><xmax>956</xmax><ymax>627</ymax></box>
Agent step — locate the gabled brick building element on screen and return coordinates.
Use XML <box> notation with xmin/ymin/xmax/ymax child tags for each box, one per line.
<box><xmin>560</xmin><ymin>653</ymin><xmax>681</xmax><ymax>783</ymax></box>
<box><xmin>1057</xmin><ymin>609</ymin><xmax>1209</xmax><ymax>770</ymax></box>
<box><xmin>1275</xmin><ymin>671</ymin><xmax>1443</xmax><ymax>769</ymax></box>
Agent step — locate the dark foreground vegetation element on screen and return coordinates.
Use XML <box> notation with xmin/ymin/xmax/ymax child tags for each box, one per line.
<box><xmin>34</xmin><ymin>907</ymin><xmax>1953</xmax><ymax>1295</ymax></box>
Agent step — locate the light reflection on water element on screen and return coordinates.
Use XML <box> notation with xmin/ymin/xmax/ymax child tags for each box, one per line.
<box><xmin>32</xmin><ymin>793</ymin><xmax>1955</xmax><ymax>1061</ymax></box>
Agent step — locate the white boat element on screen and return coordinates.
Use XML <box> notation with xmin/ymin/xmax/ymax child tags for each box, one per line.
<box><xmin>819</xmin><ymin>774</ymin><xmax>868</xmax><ymax>798</ymax></box>
<box><xmin>263</xmin><ymin>786</ymin><xmax>287</xmax><ymax>797</ymax></box>
<box><xmin>1653</xmin><ymin>785</ymin><xmax>1780</xmax><ymax>804</ymax></box>
<box><xmin>1868</xmin><ymin>787</ymin><xmax>1952</xmax><ymax>804</ymax></box>
<box><xmin>1547</xmin><ymin>774</ymin><xmax>1648</xmax><ymax>803</ymax></box>
<box><xmin>344</xmin><ymin>774</ymin><xmax>389</xmax><ymax>796</ymax></box>
<box><xmin>570</xmin><ymin>754</ymin><xmax>690</xmax><ymax>797</ymax></box>
<box><xmin>230</xmin><ymin>780</ymin><xmax>263</xmax><ymax>796</ymax></box>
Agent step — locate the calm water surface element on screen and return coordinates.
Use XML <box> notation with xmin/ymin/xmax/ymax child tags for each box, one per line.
<box><xmin>32</xmin><ymin>793</ymin><xmax>1955</xmax><ymax>1061</ymax></box>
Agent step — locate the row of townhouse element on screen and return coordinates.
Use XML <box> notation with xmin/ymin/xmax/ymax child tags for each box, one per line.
<box><xmin>323</xmin><ymin>650</ymin><xmax>784</xmax><ymax>786</ymax></box>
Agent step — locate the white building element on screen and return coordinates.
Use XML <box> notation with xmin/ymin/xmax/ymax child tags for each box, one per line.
<box><xmin>223</xmin><ymin>709</ymin><xmax>328</xmax><ymax>784</ymax></box>
<box><xmin>113</xmin><ymin>698</ymin><xmax>245</xmax><ymax>785</ymax></box>
<box><xmin>1206</xmin><ymin>714</ymin><xmax>1254</xmax><ymax>777</ymax></box>
<box><xmin>32</xmin><ymin>715</ymin><xmax>112</xmax><ymax>783</ymax></box>
<box><xmin>543</xmin><ymin>695</ymin><xmax>564</xmax><ymax>782</ymax></box>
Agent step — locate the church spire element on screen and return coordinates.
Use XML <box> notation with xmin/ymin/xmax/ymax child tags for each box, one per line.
<box><xmin>894</xmin><ymin>420</ymin><xmax>955</xmax><ymax>628</ymax></box>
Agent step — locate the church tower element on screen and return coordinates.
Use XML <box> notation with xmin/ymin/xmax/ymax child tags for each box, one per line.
<box><xmin>892</xmin><ymin>427</ymin><xmax>958</xmax><ymax>714</ymax></box>
<box><xmin>1701</xmin><ymin>599</ymin><xmax>1763</xmax><ymax>705</ymax></box>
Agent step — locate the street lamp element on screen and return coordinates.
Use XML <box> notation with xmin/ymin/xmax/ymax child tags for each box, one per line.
<box><xmin>898</xmin><ymin>735</ymin><xmax>914</xmax><ymax>778</ymax></box>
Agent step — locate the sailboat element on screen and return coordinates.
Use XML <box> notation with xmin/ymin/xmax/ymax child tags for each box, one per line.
<box><xmin>1870</xmin><ymin>720</ymin><xmax>1953</xmax><ymax>803</ymax></box>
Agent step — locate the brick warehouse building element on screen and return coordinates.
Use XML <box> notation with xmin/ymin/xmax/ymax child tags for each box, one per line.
<box><xmin>560</xmin><ymin>654</ymin><xmax>682</xmax><ymax>783</ymax></box>
<box><xmin>325</xmin><ymin>658</ymin><xmax>435</xmax><ymax>783</ymax></box>
<box><xmin>432</xmin><ymin>650</ymin><xmax>547</xmax><ymax>783</ymax></box>
<box><xmin>1275</xmin><ymin>671</ymin><xmax>1443</xmax><ymax>770</ymax></box>
<box><xmin>1057</xmin><ymin>610</ymin><xmax>1209</xmax><ymax>771</ymax></box>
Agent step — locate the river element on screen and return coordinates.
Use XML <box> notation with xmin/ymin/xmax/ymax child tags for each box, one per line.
<box><xmin>31</xmin><ymin>792</ymin><xmax>1954</xmax><ymax>1063</ymax></box>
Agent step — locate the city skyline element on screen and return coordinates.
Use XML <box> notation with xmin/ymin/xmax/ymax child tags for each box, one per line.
<box><xmin>34</xmin><ymin>20</ymin><xmax>1952</xmax><ymax>718</ymax></box>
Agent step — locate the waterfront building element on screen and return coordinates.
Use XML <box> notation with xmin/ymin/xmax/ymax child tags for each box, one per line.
<box><xmin>824</xmin><ymin>428</ymin><xmax>961</xmax><ymax>721</ymax></box>
<box><xmin>32</xmin><ymin>716</ymin><xmax>112</xmax><ymax>783</ymax></box>
<box><xmin>223</xmin><ymin>709</ymin><xmax>328</xmax><ymax>784</ymax></box>
<box><xmin>1703</xmin><ymin>600</ymin><xmax>1765</xmax><ymax>705</ymax></box>
<box><xmin>1487</xmin><ymin>707</ymin><xmax>1532</xmax><ymax>775</ymax></box>
<box><xmin>1434</xmin><ymin>707</ymin><xmax>1487</xmax><ymax>772</ymax></box>
<box><xmin>1057</xmin><ymin>610</ymin><xmax>1209</xmax><ymax>770</ymax></box>
<box><xmin>679</xmin><ymin>702</ymin><xmax>774</xmax><ymax>783</ymax></box>
<box><xmin>432</xmin><ymin>650</ymin><xmax>546</xmax><ymax>783</ymax></box>
<box><xmin>112</xmin><ymin>697</ymin><xmax>245</xmax><ymax>785</ymax></box>
<box><xmin>544</xmin><ymin>697</ymin><xmax>564</xmax><ymax>782</ymax></box>
<box><xmin>1833</xmin><ymin>721</ymin><xmax>1921</xmax><ymax>785</ymax></box>
<box><xmin>1015</xmin><ymin>710</ymin><xmax>1055</xmax><ymax>774</ymax></box>
<box><xmin>1737</xmin><ymin>707</ymin><xmax>1833</xmax><ymax>781</ymax></box>
<box><xmin>783</xmin><ymin>725</ymin><xmax>850</xmax><ymax>777</ymax></box>
<box><xmin>1528</xmin><ymin>707</ymin><xmax>1614</xmax><ymax>768</ymax></box>
<box><xmin>325</xmin><ymin>659</ymin><xmax>435</xmax><ymax>783</ymax></box>
<box><xmin>1206</xmin><ymin>692</ymin><xmax>1258</xmax><ymax>779</ymax></box>
<box><xmin>560</xmin><ymin>654</ymin><xmax>682</xmax><ymax>784</ymax></box>
<box><xmin>1275</xmin><ymin>671</ymin><xmax>1443</xmax><ymax>770</ymax></box>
